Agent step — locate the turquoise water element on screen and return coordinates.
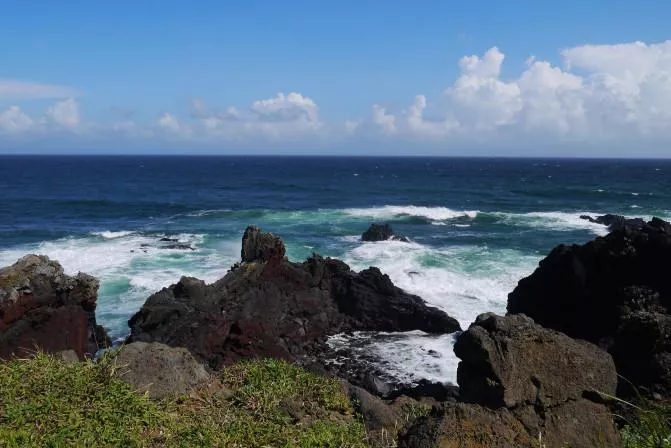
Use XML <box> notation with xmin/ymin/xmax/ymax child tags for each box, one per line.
<box><xmin>1</xmin><ymin>156</ymin><xmax>669</xmax><ymax>383</ymax></box>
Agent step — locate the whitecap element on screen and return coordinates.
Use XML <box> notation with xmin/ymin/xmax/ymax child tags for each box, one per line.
<box><xmin>492</xmin><ymin>211</ymin><xmax>609</xmax><ymax>236</ymax></box>
<box><xmin>327</xmin><ymin>331</ymin><xmax>460</xmax><ymax>385</ymax></box>
<box><xmin>340</xmin><ymin>239</ymin><xmax>539</xmax><ymax>383</ymax></box>
<box><xmin>343</xmin><ymin>205</ymin><xmax>479</xmax><ymax>221</ymax></box>
<box><xmin>91</xmin><ymin>230</ymin><xmax>135</xmax><ymax>239</ymax></box>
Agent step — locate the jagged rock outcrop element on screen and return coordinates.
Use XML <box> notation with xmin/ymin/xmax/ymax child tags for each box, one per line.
<box><xmin>508</xmin><ymin>216</ymin><xmax>671</xmax><ymax>396</ymax></box>
<box><xmin>362</xmin><ymin>223</ymin><xmax>409</xmax><ymax>242</ymax></box>
<box><xmin>241</xmin><ymin>225</ymin><xmax>286</xmax><ymax>263</ymax></box>
<box><xmin>113</xmin><ymin>342</ymin><xmax>210</xmax><ymax>400</ymax></box>
<box><xmin>401</xmin><ymin>314</ymin><xmax>622</xmax><ymax>448</ymax></box>
<box><xmin>128</xmin><ymin>226</ymin><xmax>460</xmax><ymax>369</ymax></box>
<box><xmin>0</xmin><ymin>255</ymin><xmax>110</xmax><ymax>360</ymax></box>
<box><xmin>580</xmin><ymin>213</ymin><xmax>647</xmax><ymax>231</ymax></box>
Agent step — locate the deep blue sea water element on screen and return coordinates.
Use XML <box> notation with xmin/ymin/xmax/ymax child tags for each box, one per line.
<box><xmin>1</xmin><ymin>156</ymin><xmax>670</xmax><ymax>383</ymax></box>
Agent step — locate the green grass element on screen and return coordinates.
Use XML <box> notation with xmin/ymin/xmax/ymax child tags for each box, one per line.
<box><xmin>0</xmin><ymin>353</ymin><xmax>368</xmax><ymax>447</ymax></box>
<box><xmin>620</xmin><ymin>399</ymin><xmax>671</xmax><ymax>448</ymax></box>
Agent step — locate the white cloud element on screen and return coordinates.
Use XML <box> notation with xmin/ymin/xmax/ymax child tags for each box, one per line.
<box><xmin>0</xmin><ymin>106</ymin><xmax>34</xmax><ymax>134</ymax></box>
<box><xmin>182</xmin><ymin>92</ymin><xmax>324</xmax><ymax>141</ymax></box>
<box><xmin>158</xmin><ymin>113</ymin><xmax>185</xmax><ymax>134</ymax></box>
<box><xmin>4</xmin><ymin>40</ymin><xmax>671</xmax><ymax>154</ymax></box>
<box><xmin>360</xmin><ymin>40</ymin><xmax>671</xmax><ymax>150</ymax></box>
<box><xmin>45</xmin><ymin>98</ymin><xmax>80</xmax><ymax>129</ymax></box>
<box><xmin>0</xmin><ymin>79</ymin><xmax>79</xmax><ymax>101</ymax></box>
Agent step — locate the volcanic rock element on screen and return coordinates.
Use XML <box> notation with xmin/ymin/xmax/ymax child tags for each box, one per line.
<box><xmin>241</xmin><ymin>225</ymin><xmax>286</xmax><ymax>263</ymax></box>
<box><xmin>579</xmin><ymin>213</ymin><xmax>648</xmax><ymax>231</ymax></box>
<box><xmin>0</xmin><ymin>255</ymin><xmax>110</xmax><ymax>360</ymax></box>
<box><xmin>508</xmin><ymin>216</ymin><xmax>671</xmax><ymax>396</ymax></box>
<box><xmin>362</xmin><ymin>223</ymin><xmax>409</xmax><ymax>242</ymax></box>
<box><xmin>113</xmin><ymin>342</ymin><xmax>210</xmax><ymax>400</ymax></box>
<box><xmin>128</xmin><ymin>226</ymin><xmax>459</xmax><ymax>370</ymax></box>
<box><xmin>402</xmin><ymin>313</ymin><xmax>622</xmax><ymax>448</ymax></box>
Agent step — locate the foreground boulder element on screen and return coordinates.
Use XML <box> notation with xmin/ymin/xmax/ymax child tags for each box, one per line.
<box><xmin>508</xmin><ymin>216</ymin><xmax>671</xmax><ymax>396</ymax></box>
<box><xmin>402</xmin><ymin>314</ymin><xmax>622</xmax><ymax>448</ymax></box>
<box><xmin>113</xmin><ymin>342</ymin><xmax>209</xmax><ymax>399</ymax></box>
<box><xmin>0</xmin><ymin>255</ymin><xmax>110</xmax><ymax>360</ymax></box>
<box><xmin>129</xmin><ymin>226</ymin><xmax>460</xmax><ymax>370</ymax></box>
<box><xmin>362</xmin><ymin>223</ymin><xmax>409</xmax><ymax>242</ymax></box>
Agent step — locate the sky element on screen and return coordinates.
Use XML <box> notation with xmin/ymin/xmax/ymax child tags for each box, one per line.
<box><xmin>2</xmin><ymin>0</ymin><xmax>671</xmax><ymax>156</ymax></box>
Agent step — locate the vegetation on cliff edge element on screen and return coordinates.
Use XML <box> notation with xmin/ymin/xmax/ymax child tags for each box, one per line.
<box><xmin>0</xmin><ymin>353</ymin><xmax>367</xmax><ymax>447</ymax></box>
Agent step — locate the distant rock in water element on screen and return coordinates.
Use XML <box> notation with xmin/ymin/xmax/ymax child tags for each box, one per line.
<box><xmin>579</xmin><ymin>213</ymin><xmax>647</xmax><ymax>231</ymax></box>
<box><xmin>401</xmin><ymin>313</ymin><xmax>622</xmax><ymax>448</ymax></box>
<box><xmin>0</xmin><ymin>255</ymin><xmax>110</xmax><ymax>360</ymax></box>
<box><xmin>362</xmin><ymin>223</ymin><xmax>409</xmax><ymax>242</ymax></box>
<box><xmin>128</xmin><ymin>226</ymin><xmax>459</xmax><ymax>370</ymax></box>
<box><xmin>509</xmin><ymin>216</ymin><xmax>671</xmax><ymax>397</ymax></box>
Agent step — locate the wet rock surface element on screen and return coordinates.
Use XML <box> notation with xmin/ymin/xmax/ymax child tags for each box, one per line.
<box><xmin>0</xmin><ymin>255</ymin><xmax>110</xmax><ymax>360</ymax></box>
<box><xmin>362</xmin><ymin>223</ymin><xmax>409</xmax><ymax>242</ymax></box>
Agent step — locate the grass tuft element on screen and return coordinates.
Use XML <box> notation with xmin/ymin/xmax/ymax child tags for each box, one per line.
<box><xmin>620</xmin><ymin>399</ymin><xmax>671</xmax><ymax>448</ymax></box>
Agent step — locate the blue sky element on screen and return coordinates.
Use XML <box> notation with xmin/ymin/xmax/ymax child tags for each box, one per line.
<box><xmin>2</xmin><ymin>0</ymin><xmax>671</xmax><ymax>155</ymax></box>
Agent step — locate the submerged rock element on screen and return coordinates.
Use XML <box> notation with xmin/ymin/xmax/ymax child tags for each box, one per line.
<box><xmin>0</xmin><ymin>255</ymin><xmax>110</xmax><ymax>360</ymax></box>
<box><xmin>128</xmin><ymin>226</ymin><xmax>459</xmax><ymax>370</ymax></box>
<box><xmin>113</xmin><ymin>342</ymin><xmax>209</xmax><ymax>400</ymax></box>
<box><xmin>508</xmin><ymin>216</ymin><xmax>671</xmax><ymax>396</ymax></box>
<box><xmin>402</xmin><ymin>313</ymin><xmax>622</xmax><ymax>448</ymax></box>
<box><xmin>362</xmin><ymin>223</ymin><xmax>409</xmax><ymax>242</ymax></box>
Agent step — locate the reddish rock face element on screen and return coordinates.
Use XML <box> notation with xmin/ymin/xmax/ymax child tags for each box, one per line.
<box><xmin>0</xmin><ymin>255</ymin><xmax>110</xmax><ymax>360</ymax></box>
<box><xmin>129</xmin><ymin>226</ymin><xmax>461</xmax><ymax>369</ymax></box>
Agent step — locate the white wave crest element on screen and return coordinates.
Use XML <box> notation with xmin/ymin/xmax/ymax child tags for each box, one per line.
<box><xmin>492</xmin><ymin>211</ymin><xmax>610</xmax><ymax>235</ymax></box>
<box><xmin>327</xmin><ymin>331</ymin><xmax>460</xmax><ymax>385</ymax></box>
<box><xmin>341</xmin><ymin>239</ymin><xmax>539</xmax><ymax>383</ymax></box>
<box><xmin>343</xmin><ymin>205</ymin><xmax>479</xmax><ymax>221</ymax></box>
<box><xmin>91</xmin><ymin>230</ymin><xmax>135</xmax><ymax>239</ymax></box>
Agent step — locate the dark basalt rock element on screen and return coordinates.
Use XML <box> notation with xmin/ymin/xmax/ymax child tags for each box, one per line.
<box><xmin>508</xmin><ymin>216</ymin><xmax>671</xmax><ymax>396</ymax></box>
<box><xmin>241</xmin><ymin>225</ymin><xmax>286</xmax><ymax>263</ymax></box>
<box><xmin>128</xmin><ymin>226</ymin><xmax>460</xmax><ymax>369</ymax></box>
<box><xmin>0</xmin><ymin>255</ymin><xmax>110</xmax><ymax>360</ymax></box>
<box><xmin>580</xmin><ymin>213</ymin><xmax>648</xmax><ymax>231</ymax></box>
<box><xmin>401</xmin><ymin>313</ymin><xmax>622</xmax><ymax>448</ymax></box>
<box><xmin>362</xmin><ymin>223</ymin><xmax>409</xmax><ymax>242</ymax></box>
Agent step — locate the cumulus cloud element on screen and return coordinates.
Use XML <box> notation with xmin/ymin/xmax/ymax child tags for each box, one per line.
<box><xmin>176</xmin><ymin>92</ymin><xmax>324</xmax><ymax>141</ymax></box>
<box><xmin>0</xmin><ymin>79</ymin><xmax>79</xmax><ymax>101</ymax></box>
<box><xmin>0</xmin><ymin>98</ymin><xmax>83</xmax><ymax>135</ymax></box>
<box><xmin>45</xmin><ymin>98</ymin><xmax>80</xmax><ymax>129</ymax></box>
<box><xmin>0</xmin><ymin>106</ymin><xmax>34</xmax><ymax>134</ymax></box>
<box><xmin>363</xmin><ymin>40</ymin><xmax>671</xmax><ymax>149</ymax></box>
<box><xmin>158</xmin><ymin>113</ymin><xmax>184</xmax><ymax>134</ymax></box>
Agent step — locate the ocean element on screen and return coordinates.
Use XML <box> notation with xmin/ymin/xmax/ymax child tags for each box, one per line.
<box><xmin>1</xmin><ymin>156</ymin><xmax>670</xmax><ymax>384</ymax></box>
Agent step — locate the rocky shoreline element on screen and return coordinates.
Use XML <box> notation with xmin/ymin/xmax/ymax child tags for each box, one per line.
<box><xmin>1</xmin><ymin>216</ymin><xmax>670</xmax><ymax>446</ymax></box>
